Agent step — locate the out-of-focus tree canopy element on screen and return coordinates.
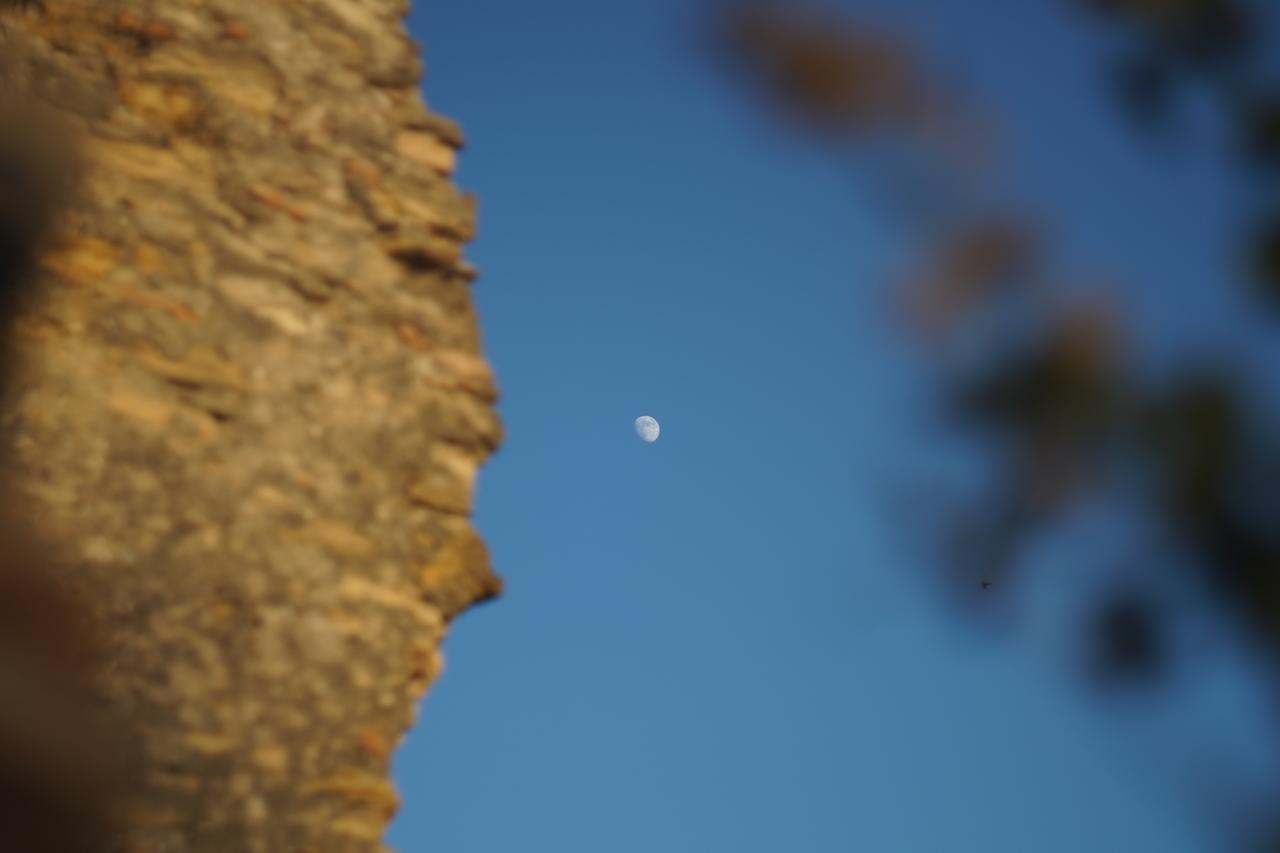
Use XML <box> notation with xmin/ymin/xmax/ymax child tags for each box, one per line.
<box><xmin>719</xmin><ymin>0</ymin><xmax>1280</xmax><ymax>846</ymax></box>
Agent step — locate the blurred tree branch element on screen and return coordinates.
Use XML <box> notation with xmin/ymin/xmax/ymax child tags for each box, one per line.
<box><xmin>718</xmin><ymin>0</ymin><xmax>1280</xmax><ymax>846</ymax></box>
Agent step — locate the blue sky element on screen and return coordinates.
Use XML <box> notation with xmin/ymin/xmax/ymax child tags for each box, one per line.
<box><xmin>389</xmin><ymin>1</ymin><xmax>1278</xmax><ymax>850</ymax></box>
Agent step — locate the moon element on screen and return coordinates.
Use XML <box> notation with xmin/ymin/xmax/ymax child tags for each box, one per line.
<box><xmin>634</xmin><ymin>415</ymin><xmax>660</xmax><ymax>443</ymax></box>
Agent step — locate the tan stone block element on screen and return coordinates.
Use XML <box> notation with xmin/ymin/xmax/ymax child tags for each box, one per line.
<box><xmin>221</xmin><ymin>21</ymin><xmax>251</xmax><ymax>41</ymax></box>
<box><xmin>416</xmin><ymin>113</ymin><xmax>465</xmax><ymax>148</ymax></box>
<box><xmin>313</xmin><ymin>0</ymin><xmax>385</xmax><ymax>42</ymax></box>
<box><xmin>130</xmin><ymin>50</ymin><xmax>278</xmax><ymax>116</ymax></box>
<box><xmin>407</xmin><ymin>444</ymin><xmax>478</xmax><ymax>515</ymax></box>
<box><xmin>363</xmin><ymin>385</ymin><xmax>391</xmax><ymax>409</ymax></box>
<box><xmin>208</xmin><ymin>77</ymin><xmax>278</xmax><ymax>117</ymax></box>
<box><xmin>91</xmin><ymin>139</ymin><xmax>215</xmax><ymax>193</ymax></box>
<box><xmin>249</xmin><ymin>184</ymin><xmax>287</xmax><ymax>212</ymax></box>
<box><xmin>244</xmin><ymin>796</ymin><xmax>269</xmax><ymax>825</ymax></box>
<box><xmin>335</xmin><ymin>576</ymin><xmax>443</xmax><ymax>632</ymax></box>
<box><xmin>395</xmin><ymin>195</ymin><xmax>447</xmax><ymax>229</ymax></box>
<box><xmin>184</xmin><ymin>731</ymin><xmax>234</xmax><ymax>756</ymax></box>
<box><xmin>207</xmin><ymin>601</ymin><xmax>235</xmax><ymax>625</ymax></box>
<box><xmin>417</xmin><ymin>528</ymin><xmax>502</xmax><ymax>620</ymax></box>
<box><xmin>216</xmin><ymin>275</ymin><xmax>313</xmax><ymax>336</ymax></box>
<box><xmin>39</xmin><ymin>236</ymin><xmax>119</xmax><ymax>286</ymax></box>
<box><xmin>106</xmin><ymin>285</ymin><xmax>196</xmax><ymax>323</ymax></box>
<box><xmin>327</xmin><ymin>610</ymin><xmax>365</xmax><ymax>638</ymax></box>
<box><xmin>383</xmin><ymin>232</ymin><xmax>461</xmax><ymax>269</ymax></box>
<box><xmin>248</xmin><ymin>484</ymin><xmax>290</xmax><ymax>508</ymax></box>
<box><xmin>406</xmin><ymin>478</ymin><xmax>470</xmax><ymax>515</ymax></box>
<box><xmin>305</xmin><ymin>769</ymin><xmax>399</xmax><ymax>816</ymax></box>
<box><xmin>106</xmin><ymin>386</ymin><xmax>175</xmax><ymax>430</ymax></box>
<box><xmin>361</xmin><ymin>187</ymin><xmax>402</xmax><ymax>229</ymax></box>
<box><xmin>356</xmin><ymin>727</ymin><xmax>390</xmax><ymax>760</ymax></box>
<box><xmin>251</xmin><ymin>744</ymin><xmax>289</xmax><ymax>775</ymax></box>
<box><xmin>172</xmin><ymin>138</ymin><xmax>217</xmax><ymax>182</ymax></box>
<box><xmin>188</xmin><ymin>239</ymin><xmax>214</xmax><ymax>283</ymax></box>
<box><xmin>395</xmin><ymin>130</ymin><xmax>455</xmax><ymax>175</ymax></box>
<box><xmin>113</xmin><ymin>12</ymin><xmax>177</xmax><ymax>45</ymax></box>
<box><xmin>329</xmin><ymin>812</ymin><xmax>388</xmax><ymax>843</ymax></box>
<box><xmin>419</xmin><ymin>529</ymin><xmax>483</xmax><ymax>591</ymax></box>
<box><xmin>431</xmin><ymin>348</ymin><xmax>497</xmax><ymax>399</ymax></box>
<box><xmin>133</xmin><ymin>241</ymin><xmax>169</xmax><ymax>275</ymax></box>
<box><xmin>406</xmin><ymin>645</ymin><xmax>444</xmax><ymax>696</ymax></box>
<box><xmin>395</xmin><ymin>322</ymin><xmax>434</xmax><ymax>352</ymax></box>
<box><xmin>136</xmin><ymin>345</ymin><xmax>246</xmax><ymax>390</ymax></box>
<box><xmin>291</xmin><ymin>520</ymin><xmax>378</xmax><ymax>560</ymax></box>
<box><xmin>428</xmin><ymin>206</ymin><xmax>476</xmax><ymax>242</ymax></box>
<box><xmin>117</xmin><ymin>77</ymin><xmax>200</xmax><ymax>131</ymax></box>
<box><xmin>344</xmin><ymin>158</ymin><xmax>382</xmax><ymax>187</ymax></box>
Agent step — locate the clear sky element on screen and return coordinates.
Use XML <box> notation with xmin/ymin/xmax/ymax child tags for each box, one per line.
<box><xmin>390</xmin><ymin>1</ymin><xmax>1279</xmax><ymax>850</ymax></box>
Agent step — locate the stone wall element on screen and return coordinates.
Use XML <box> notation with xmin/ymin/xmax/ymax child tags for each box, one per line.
<box><xmin>0</xmin><ymin>2</ymin><xmax>501</xmax><ymax>850</ymax></box>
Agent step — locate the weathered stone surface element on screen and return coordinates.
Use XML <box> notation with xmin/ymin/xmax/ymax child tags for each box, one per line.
<box><xmin>0</xmin><ymin>2</ymin><xmax>501</xmax><ymax>851</ymax></box>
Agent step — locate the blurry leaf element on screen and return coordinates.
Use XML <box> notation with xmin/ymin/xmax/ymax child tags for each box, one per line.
<box><xmin>905</xmin><ymin>218</ymin><xmax>1038</xmax><ymax>337</ymax></box>
<box><xmin>1111</xmin><ymin>52</ymin><xmax>1175</xmax><ymax>130</ymax></box>
<box><xmin>1240</xmin><ymin>94</ymin><xmax>1280</xmax><ymax>170</ymax></box>
<box><xmin>720</xmin><ymin>3</ymin><xmax>941</xmax><ymax>140</ymax></box>
<box><xmin>1084</xmin><ymin>0</ymin><xmax>1258</xmax><ymax>140</ymax></box>
<box><xmin>953</xmin><ymin>302</ymin><xmax>1124</xmax><ymax>442</ymax></box>
<box><xmin>1247</xmin><ymin>216</ymin><xmax>1280</xmax><ymax>308</ymax></box>
<box><xmin>1091</xmin><ymin>592</ymin><xmax>1164</xmax><ymax>683</ymax></box>
<box><xmin>1145</xmin><ymin>373</ymin><xmax>1240</xmax><ymax>525</ymax></box>
<box><xmin>1079</xmin><ymin>0</ymin><xmax>1253</xmax><ymax>69</ymax></box>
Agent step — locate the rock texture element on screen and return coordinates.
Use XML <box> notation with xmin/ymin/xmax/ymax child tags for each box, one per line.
<box><xmin>0</xmin><ymin>2</ymin><xmax>501</xmax><ymax>850</ymax></box>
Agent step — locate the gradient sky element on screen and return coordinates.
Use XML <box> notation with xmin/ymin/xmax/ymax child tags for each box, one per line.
<box><xmin>389</xmin><ymin>1</ymin><xmax>1279</xmax><ymax>850</ymax></box>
